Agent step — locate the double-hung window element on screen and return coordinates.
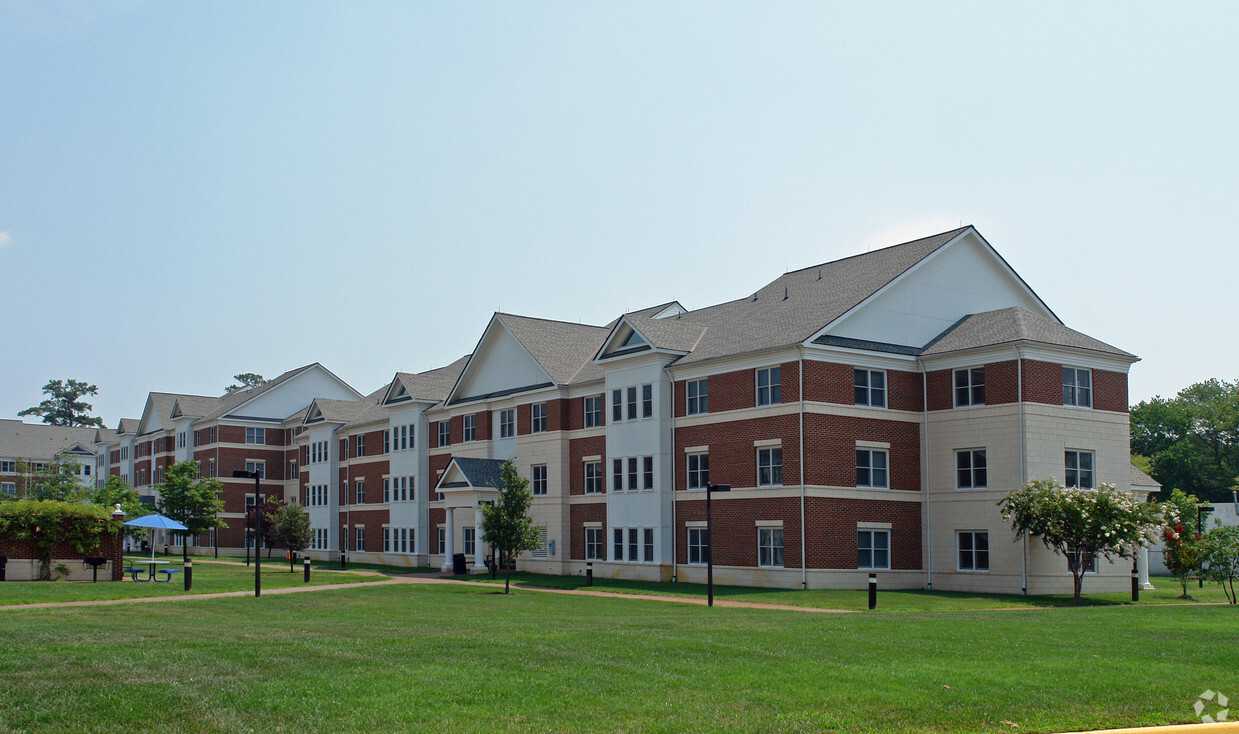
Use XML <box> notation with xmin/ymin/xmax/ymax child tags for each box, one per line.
<box><xmin>532</xmin><ymin>464</ymin><xmax>547</xmax><ymax>496</ymax></box>
<box><xmin>437</xmin><ymin>421</ymin><xmax>451</xmax><ymax>447</ymax></box>
<box><xmin>245</xmin><ymin>427</ymin><xmax>265</xmax><ymax>445</ymax></box>
<box><xmin>956</xmin><ymin>450</ymin><xmax>987</xmax><ymax>489</ymax></box>
<box><xmin>383</xmin><ymin>430</ymin><xmax>390</xmax><ymax>454</ymax></box>
<box><xmin>1065</xmin><ymin>450</ymin><xmax>1094</xmax><ymax>489</ymax></box>
<box><xmin>756</xmin><ymin>367</ymin><xmax>781</xmax><ymax>406</ymax></box>
<box><xmin>643</xmin><ymin>457</ymin><xmax>654</xmax><ymax>490</ymax></box>
<box><xmin>958</xmin><ymin>531</ymin><xmax>990</xmax><ymax>571</ymax></box>
<box><xmin>687</xmin><ymin>379</ymin><xmax>708</xmax><ymax>415</ymax></box>
<box><xmin>612</xmin><ymin>390</ymin><xmax>623</xmax><ymax>422</ymax></box>
<box><xmin>643</xmin><ymin>528</ymin><xmax>654</xmax><ymax>562</ymax></box>
<box><xmin>626</xmin><ymin>388</ymin><xmax>638</xmax><ymax>420</ymax></box>
<box><xmin>613</xmin><ymin>459</ymin><xmax>623</xmax><ymax>492</ymax></box>
<box><xmin>758</xmin><ymin>527</ymin><xmax>784</xmax><ymax>567</ymax></box>
<box><xmin>854</xmin><ymin>369</ymin><xmax>886</xmax><ymax>408</ymax></box>
<box><xmin>757</xmin><ymin>447</ymin><xmax>782</xmax><ymax>486</ymax></box>
<box><xmin>584</xmin><ymin>461</ymin><xmax>603</xmax><ymax>494</ymax></box>
<box><xmin>585</xmin><ymin>528</ymin><xmax>603</xmax><ymax>560</ymax></box>
<box><xmin>463</xmin><ymin>415</ymin><xmax>476</xmax><ymax>442</ymax></box>
<box><xmin>628</xmin><ymin>529</ymin><xmax>639</xmax><ymax>561</ymax></box>
<box><xmin>356</xmin><ymin>527</ymin><xmax>365</xmax><ymax>552</ymax></box>
<box><xmin>463</xmin><ymin>528</ymin><xmax>475</xmax><ymax>556</ymax></box>
<box><xmin>687</xmin><ymin>527</ymin><xmax>707</xmax><ymax>565</ymax></box>
<box><xmin>627</xmin><ymin>458</ymin><xmax>638</xmax><ymax>492</ymax></box>
<box><xmin>355</xmin><ymin>480</ymin><xmax>365</xmax><ymax>504</ymax></box>
<box><xmin>355</xmin><ymin>435</ymin><xmax>365</xmax><ymax>457</ymax></box>
<box><xmin>613</xmin><ymin>528</ymin><xmax>624</xmax><ymax>560</ymax></box>
<box><xmin>1063</xmin><ymin>367</ymin><xmax>1092</xmax><ymax>408</ymax></box>
<box><xmin>858</xmin><ymin>529</ymin><xmax>890</xmax><ymax>569</ymax></box>
<box><xmin>584</xmin><ymin>396</ymin><xmax>602</xmax><ymax>428</ymax></box>
<box><xmin>687</xmin><ymin>452</ymin><xmax>709</xmax><ymax>489</ymax></box>
<box><xmin>954</xmin><ymin>367</ymin><xmax>985</xmax><ymax>407</ymax></box>
<box><xmin>245</xmin><ymin>460</ymin><xmax>265</xmax><ymax>479</ymax></box>
<box><xmin>499</xmin><ymin>409</ymin><xmax>515</xmax><ymax>439</ymax></box>
<box><xmin>642</xmin><ymin>385</ymin><xmax>653</xmax><ymax>418</ymax></box>
<box><xmin>856</xmin><ymin>449</ymin><xmax>888</xmax><ymax>489</ymax></box>
<box><xmin>531</xmin><ymin>403</ymin><xmax>547</xmax><ymax>433</ymax></box>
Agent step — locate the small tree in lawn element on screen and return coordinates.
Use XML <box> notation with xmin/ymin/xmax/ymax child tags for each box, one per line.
<box><xmin>999</xmin><ymin>478</ymin><xmax>1161</xmax><ymax>599</ymax></box>
<box><xmin>480</xmin><ymin>459</ymin><xmax>542</xmax><ymax>594</ymax></box>
<box><xmin>156</xmin><ymin>460</ymin><xmax>226</xmax><ymax>563</ymax></box>
<box><xmin>1200</xmin><ymin>525</ymin><xmax>1239</xmax><ymax>604</ymax></box>
<box><xmin>1160</xmin><ymin>488</ymin><xmax>1204</xmax><ymax>598</ymax></box>
<box><xmin>273</xmin><ymin>502</ymin><xmax>312</xmax><ymax>571</ymax></box>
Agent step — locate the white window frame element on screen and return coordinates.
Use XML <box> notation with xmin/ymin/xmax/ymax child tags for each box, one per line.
<box><xmin>687</xmin><ymin>452</ymin><xmax>709</xmax><ymax>490</ymax></box>
<box><xmin>687</xmin><ymin>527</ymin><xmax>707</xmax><ymax>565</ymax></box>
<box><xmin>463</xmin><ymin>527</ymin><xmax>475</xmax><ymax>557</ymax></box>
<box><xmin>756</xmin><ymin>367</ymin><xmax>781</xmax><ymax>406</ymax></box>
<box><xmin>957</xmin><ymin>531</ymin><xmax>990</xmax><ymax>571</ymax></box>
<box><xmin>584</xmin><ymin>461</ymin><xmax>603</xmax><ymax>495</ymax></box>
<box><xmin>1065</xmin><ymin>450</ymin><xmax>1095</xmax><ymax>489</ymax></box>
<box><xmin>954</xmin><ymin>367</ymin><xmax>985</xmax><ymax>407</ymax></box>
<box><xmin>499</xmin><ymin>409</ymin><xmax>515</xmax><ymax>439</ymax></box>
<box><xmin>1063</xmin><ymin>367</ymin><xmax>1093</xmax><ymax>408</ymax></box>
<box><xmin>437</xmin><ymin>421</ymin><xmax>450</xmax><ymax>447</ymax></box>
<box><xmin>531</xmin><ymin>403</ymin><xmax>548</xmax><ymax>433</ymax></box>
<box><xmin>356</xmin><ymin>527</ymin><xmax>365</xmax><ymax>552</ymax></box>
<box><xmin>854</xmin><ymin>368</ymin><xmax>886</xmax><ymax>408</ymax></box>
<box><xmin>757</xmin><ymin>447</ymin><xmax>782</xmax><ymax>487</ymax></box>
<box><xmin>532</xmin><ymin>464</ymin><xmax>547</xmax><ymax>496</ymax></box>
<box><xmin>641</xmin><ymin>384</ymin><xmax>653</xmax><ymax>418</ymax></box>
<box><xmin>757</xmin><ymin>527</ymin><xmax>784</xmax><ymax>568</ymax></box>
<box><xmin>584</xmin><ymin>395</ymin><xmax>602</xmax><ymax>428</ymax></box>
<box><xmin>355</xmin><ymin>479</ymin><xmax>365</xmax><ymax>504</ymax></box>
<box><xmin>244</xmin><ymin>460</ymin><xmax>265</xmax><ymax>479</ymax></box>
<box><xmin>613</xmin><ymin>528</ymin><xmax>624</xmax><ymax>561</ymax></box>
<box><xmin>858</xmin><ymin>529</ymin><xmax>890</xmax><ymax>570</ymax></box>
<box><xmin>611</xmin><ymin>390</ymin><xmax>622</xmax><ymax>422</ymax></box>
<box><xmin>687</xmin><ymin>379</ymin><xmax>708</xmax><ymax>415</ymax></box>
<box><xmin>643</xmin><ymin>528</ymin><xmax>654</xmax><ymax>563</ymax></box>
<box><xmin>584</xmin><ymin>527</ymin><xmax>603</xmax><ymax>560</ymax></box>
<box><xmin>245</xmin><ymin>427</ymin><xmax>265</xmax><ymax>445</ymax></box>
<box><xmin>955</xmin><ymin>449</ymin><xmax>987</xmax><ymax>489</ymax></box>
<box><xmin>463</xmin><ymin>414</ymin><xmax>476</xmax><ymax>442</ymax></box>
<box><xmin>856</xmin><ymin>449</ymin><xmax>888</xmax><ymax>489</ymax></box>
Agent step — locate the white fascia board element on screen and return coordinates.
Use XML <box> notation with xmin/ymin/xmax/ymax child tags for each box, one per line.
<box><xmin>665</xmin><ymin>347</ymin><xmax>801</xmax><ymax>381</ymax></box>
<box><xmin>379</xmin><ymin>373</ymin><xmax>406</xmax><ymax>406</ymax></box>
<box><xmin>430</xmin><ymin>384</ymin><xmax>567</xmax><ymax>418</ymax></box>
<box><xmin>1015</xmin><ymin>345</ymin><xmax>1139</xmax><ymax>372</ymax></box>
<box><xmin>918</xmin><ymin>345</ymin><xmax>1029</xmax><ymax>372</ymax></box>
<box><xmin>802</xmin><ymin>343</ymin><xmax>919</xmax><ymax>372</ymax></box>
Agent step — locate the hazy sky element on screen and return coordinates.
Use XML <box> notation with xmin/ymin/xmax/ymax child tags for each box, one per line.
<box><xmin>2</xmin><ymin>2</ymin><xmax>1236</xmax><ymax>425</ymax></box>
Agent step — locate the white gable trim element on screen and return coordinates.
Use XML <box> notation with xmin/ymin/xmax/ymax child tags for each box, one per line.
<box><xmin>445</xmin><ymin>314</ymin><xmax>556</xmax><ymax>405</ymax></box>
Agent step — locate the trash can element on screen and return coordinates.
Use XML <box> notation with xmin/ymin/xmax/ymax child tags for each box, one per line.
<box><xmin>452</xmin><ymin>553</ymin><xmax>467</xmax><ymax>575</ymax></box>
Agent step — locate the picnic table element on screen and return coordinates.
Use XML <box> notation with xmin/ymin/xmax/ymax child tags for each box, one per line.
<box><xmin>125</xmin><ymin>559</ymin><xmax>172</xmax><ymax>582</ymax></box>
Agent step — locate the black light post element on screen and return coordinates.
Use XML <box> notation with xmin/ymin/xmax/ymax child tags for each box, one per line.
<box><xmin>706</xmin><ymin>483</ymin><xmax>731</xmax><ymax>607</ymax></box>
<box><xmin>1198</xmin><ymin>503</ymin><xmax>1215</xmax><ymax>588</ymax></box>
<box><xmin>234</xmin><ymin>470</ymin><xmax>262</xmax><ymax>597</ymax></box>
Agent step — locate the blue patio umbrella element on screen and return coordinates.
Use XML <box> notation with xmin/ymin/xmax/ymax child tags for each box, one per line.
<box><xmin>123</xmin><ymin>514</ymin><xmax>188</xmax><ymax>561</ymax></box>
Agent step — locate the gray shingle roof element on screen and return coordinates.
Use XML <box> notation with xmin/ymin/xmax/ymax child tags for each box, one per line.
<box><xmin>0</xmin><ymin>420</ymin><xmax>101</xmax><ymax>461</ymax></box>
<box><xmin>117</xmin><ymin>418</ymin><xmax>140</xmax><ymax>435</ymax></box>
<box><xmin>171</xmin><ymin>394</ymin><xmax>223</xmax><ymax>418</ymax></box>
<box><xmin>395</xmin><ymin>355</ymin><xmax>471</xmax><ymax>403</ymax></box>
<box><xmin>449</xmin><ymin>457</ymin><xmax>506</xmax><ymax>489</ymax></box>
<box><xmin>199</xmin><ymin>363</ymin><xmax>321</xmax><ymax>421</ymax></box>
<box><xmin>623</xmin><ymin>316</ymin><xmax>707</xmax><ymax>353</ymax></box>
<box><xmin>340</xmin><ymin>387</ymin><xmax>392</xmax><ymax>430</ymax></box>
<box><xmin>1130</xmin><ymin>464</ymin><xmax>1161</xmax><ymax>489</ymax></box>
<box><xmin>308</xmin><ymin>398</ymin><xmax>372</xmax><ymax>424</ymax></box>
<box><xmin>920</xmin><ymin>307</ymin><xmax>1134</xmax><ymax>358</ymax></box>
<box><xmin>496</xmin><ymin>313</ymin><xmax>610</xmax><ymax>385</ymax></box>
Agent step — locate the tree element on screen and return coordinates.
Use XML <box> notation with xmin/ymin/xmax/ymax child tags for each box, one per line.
<box><xmin>226</xmin><ymin>373</ymin><xmax>266</xmax><ymax>393</ymax></box>
<box><xmin>1200</xmin><ymin>525</ymin><xmax>1239</xmax><ymax>604</ymax></box>
<box><xmin>28</xmin><ymin>455</ymin><xmax>90</xmax><ymax>503</ymax></box>
<box><xmin>1160</xmin><ymin>488</ymin><xmax>1204</xmax><ymax>598</ymax></box>
<box><xmin>999</xmin><ymin>478</ymin><xmax>1161</xmax><ymax>598</ymax></box>
<box><xmin>253</xmin><ymin>495</ymin><xmax>285</xmax><ymax>557</ymax></box>
<box><xmin>92</xmin><ymin>475</ymin><xmax>148</xmax><ymax>546</ymax></box>
<box><xmin>480</xmin><ymin>459</ymin><xmax>543</xmax><ymax>594</ymax></box>
<box><xmin>0</xmin><ymin>500</ymin><xmax>121</xmax><ymax>580</ymax></box>
<box><xmin>156</xmin><ymin>460</ymin><xmax>226</xmax><ymax>562</ymax></box>
<box><xmin>1131</xmin><ymin>379</ymin><xmax>1239</xmax><ymax>502</ymax></box>
<box><xmin>273</xmin><ymin>502</ymin><xmax>312</xmax><ymax>571</ymax></box>
<box><xmin>18</xmin><ymin>379</ymin><xmax>105</xmax><ymax>428</ymax></box>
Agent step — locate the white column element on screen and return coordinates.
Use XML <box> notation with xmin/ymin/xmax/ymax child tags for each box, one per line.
<box><xmin>1140</xmin><ymin>545</ymin><xmax>1154</xmax><ymax>589</ymax></box>
<box><xmin>472</xmin><ymin>506</ymin><xmax>487</xmax><ymax>570</ymax></box>
<box><xmin>442</xmin><ymin>507</ymin><xmax>455</xmax><ymax>572</ymax></box>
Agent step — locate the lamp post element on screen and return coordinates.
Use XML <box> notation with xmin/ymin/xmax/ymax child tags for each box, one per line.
<box><xmin>706</xmin><ymin>483</ymin><xmax>731</xmax><ymax>607</ymax></box>
<box><xmin>233</xmin><ymin>470</ymin><xmax>262</xmax><ymax>597</ymax></box>
<box><xmin>1198</xmin><ymin>503</ymin><xmax>1215</xmax><ymax>589</ymax></box>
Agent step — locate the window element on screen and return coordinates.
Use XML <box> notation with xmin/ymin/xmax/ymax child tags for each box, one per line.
<box><xmin>627</xmin><ymin>458</ymin><xmax>638</xmax><ymax>492</ymax></box>
<box><xmin>687</xmin><ymin>379</ymin><xmax>708</xmax><ymax>415</ymax></box>
<box><xmin>856</xmin><ymin>449</ymin><xmax>888</xmax><ymax>489</ymax></box>
<box><xmin>356</xmin><ymin>527</ymin><xmax>365</xmax><ymax>552</ymax></box>
<box><xmin>858</xmin><ymin>529</ymin><xmax>890</xmax><ymax>569</ymax></box>
<box><xmin>83</xmin><ymin>465</ymin><xmax>91</xmax><ymax>476</ymax></box>
<box><xmin>463</xmin><ymin>528</ymin><xmax>475</xmax><ymax>557</ymax></box>
<box><xmin>463</xmin><ymin>415</ymin><xmax>476</xmax><ymax>442</ymax></box>
<box><xmin>642</xmin><ymin>384</ymin><xmax>653</xmax><ymax>418</ymax></box>
<box><xmin>644</xmin><ymin>528</ymin><xmax>654</xmax><ymax>562</ymax></box>
<box><xmin>531</xmin><ymin>403</ymin><xmax>547</xmax><ymax>433</ymax></box>
<box><xmin>498</xmin><ymin>409</ymin><xmax>515</xmax><ymax>439</ymax></box>
<box><xmin>289</xmin><ymin>460</ymin><xmax>297</xmax><ymax>478</ymax></box>
<box><xmin>355</xmin><ymin>480</ymin><xmax>365</xmax><ymax>504</ymax></box>
<box><xmin>245</xmin><ymin>460</ymin><xmax>265</xmax><ymax>479</ymax></box>
<box><xmin>403</xmin><ymin>528</ymin><xmax>413</xmax><ymax>554</ymax></box>
<box><xmin>208</xmin><ymin>459</ymin><xmax>215</xmax><ymax>478</ymax></box>
<box><xmin>613</xmin><ymin>459</ymin><xmax>623</xmax><ymax>492</ymax></box>
<box><xmin>384</xmin><ymin>527</ymin><xmax>390</xmax><ymax>553</ymax></box>
<box><xmin>612</xmin><ymin>390</ymin><xmax>622</xmax><ymax>422</ymax></box>
<box><xmin>687</xmin><ymin>452</ymin><xmax>709</xmax><ymax>489</ymax></box>
<box><xmin>0</xmin><ymin>461</ymin><xmax>14</xmax><ymax>473</ymax></box>
<box><xmin>954</xmin><ymin>367</ymin><xmax>985</xmax><ymax>407</ymax></box>
<box><xmin>626</xmin><ymin>387</ymin><xmax>638</xmax><ymax>420</ymax></box>
<box><xmin>758</xmin><ymin>527</ymin><xmax>784</xmax><ymax>567</ymax></box>
<box><xmin>383</xmin><ymin>478</ymin><xmax>390</xmax><ymax>503</ymax></box>
<box><xmin>757</xmin><ymin>367</ymin><xmax>781</xmax><ymax>406</ymax></box>
<box><xmin>584</xmin><ymin>396</ymin><xmax>602</xmax><ymax>428</ymax></box>
<box><xmin>854</xmin><ymin>369</ymin><xmax>886</xmax><ymax>408</ymax></box>
<box><xmin>643</xmin><ymin>456</ymin><xmax>653</xmax><ymax>490</ymax></box>
<box><xmin>532</xmin><ymin>464</ymin><xmax>547</xmax><ymax>496</ymax></box>
<box><xmin>1065</xmin><ymin>450</ymin><xmax>1094</xmax><ymax>489</ymax></box>
<box><xmin>628</xmin><ymin>528</ymin><xmax>639</xmax><ymax>561</ymax></box>
<box><xmin>757</xmin><ymin>447</ymin><xmax>782</xmax><ymax>486</ymax></box>
<box><xmin>355</xmin><ymin>434</ymin><xmax>365</xmax><ymax>457</ymax></box>
<box><xmin>613</xmin><ymin>528</ymin><xmax>624</xmax><ymax>561</ymax></box>
<box><xmin>958</xmin><ymin>531</ymin><xmax>990</xmax><ymax>571</ymax></box>
<box><xmin>245</xmin><ymin>428</ymin><xmax>265</xmax><ymax>445</ymax></box>
<box><xmin>1063</xmin><ymin>367</ymin><xmax>1092</xmax><ymax>408</ymax></box>
<box><xmin>584</xmin><ymin>461</ymin><xmax>603</xmax><ymax>494</ymax></box>
<box><xmin>437</xmin><ymin>421</ymin><xmax>450</xmax><ymax>447</ymax></box>
<box><xmin>383</xmin><ymin>430</ymin><xmax>390</xmax><ymax>454</ymax></box>
<box><xmin>0</xmin><ymin>482</ymin><xmax>15</xmax><ymax>497</ymax></box>
<box><xmin>585</xmin><ymin>528</ymin><xmax>603</xmax><ymax>560</ymax></box>
<box><xmin>687</xmin><ymin>528</ymin><xmax>707</xmax><ymax>565</ymax></box>
<box><xmin>437</xmin><ymin>527</ymin><xmax>446</xmax><ymax>555</ymax></box>
<box><xmin>177</xmin><ymin>432</ymin><xmax>186</xmax><ymax>449</ymax></box>
<box><xmin>955</xmin><ymin>450</ymin><xmax>987</xmax><ymax>489</ymax></box>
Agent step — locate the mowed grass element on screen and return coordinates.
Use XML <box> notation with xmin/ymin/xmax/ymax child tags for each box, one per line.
<box><xmin>1</xmin><ymin>581</ymin><xmax>1236</xmax><ymax>733</ymax></box>
<box><xmin>458</xmin><ymin>572</ymin><xmax>1236</xmax><ymax>611</ymax></box>
<box><xmin>0</xmin><ymin>557</ymin><xmax>384</xmax><ymax>606</ymax></box>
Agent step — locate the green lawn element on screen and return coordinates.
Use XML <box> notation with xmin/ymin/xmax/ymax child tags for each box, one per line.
<box><xmin>0</xmin><ymin>557</ymin><xmax>384</xmax><ymax>606</ymax></box>
<box><xmin>454</xmin><ymin>572</ymin><xmax>1236</xmax><ymax>611</ymax></box>
<box><xmin>0</xmin><ymin>582</ymin><xmax>1234</xmax><ymax>733</ymax></box>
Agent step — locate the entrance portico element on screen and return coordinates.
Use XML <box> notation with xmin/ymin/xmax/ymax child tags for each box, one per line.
<box><xmin>435</xmin><ymin>458</ymin><xmax>505</xmax><ymax>573</ymax></box>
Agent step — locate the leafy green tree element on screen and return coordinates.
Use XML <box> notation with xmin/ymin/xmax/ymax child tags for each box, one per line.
<box><xmin>273</xmin><ymin>502</ymin><xmax>313</xmax><ymax>571</ymax></box>
<box><xmin>92</xmin><ymin>475</ymin><xmax>148</xmax><ymax>545</ymax></box>
<box><xmin>1160</xmin><ymin>488</ymin><xmax>1205</xmax><ymax>598</ymax></box>
<box><xmin>999</xmin><ymin>478</ymin><xmax>1161</xmax><ymax>598</ymax></box>
<box><xmin>1131</xmin><ymin>379</ymin><xmax>1239</xmax><ymax>502</ymax></box>
<box><xmin>156</xmin><ymin>460</ymin><xmax>226</xmax><ymax>562</ymax></box>
<box><xmin>1200</xmin><ymin>525</ymin><xmax>1239</xmax><ymax>604</ymax></box>
<box><xmin>254</xmin><ymin>495</ymin><xmax>285</xmax><ymax>557</ymax></box>
<box><xmin>18</xmin><ymin>378</ymin><xmax>105</xmax><ymax>428</ymax></box>
<box><xmin>29</xmin><ymin>456</ymin><xmax>90</xmax><ymax>503</ymax></box>
<box><xmin>226</xmin><ymin>373</ymin><xmax>266</xmax><ymax>393</ymax></box>
<box><xmin>0</xmin><ymin>500</ymin><xmax>122</xmax><ymax>580</ymax></box>
<box><xmin>480</xmin><ymin>459</ymin><xmax>543</xmax><ymax>594</ymax></box>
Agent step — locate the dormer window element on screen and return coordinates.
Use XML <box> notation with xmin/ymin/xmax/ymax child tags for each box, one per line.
<box><xmin>620</xmin><ymin>330</ymin><xmax>646</xmax><ymax>348</ymax></box>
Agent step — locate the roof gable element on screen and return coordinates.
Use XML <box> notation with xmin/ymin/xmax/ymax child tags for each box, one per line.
<box><xmin>919</xmin><ymin>306</ymin><xmax>1135</xmax><ymax>359</ymax></box>
<box><xmin>435</xmin><ymin>457</ymin><xmax>506</xmax><ymax>491</ymax></box>
<box><xmin>202</xmin><ymin>363</ymin><xmax>361</xmax><ymax>423</ymax></box>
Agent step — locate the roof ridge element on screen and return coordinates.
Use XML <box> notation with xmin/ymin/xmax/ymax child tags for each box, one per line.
<box><xmin>779</xmin><ymin>226</ymin><xmax>970</xmax><ymax>278</ymax></box>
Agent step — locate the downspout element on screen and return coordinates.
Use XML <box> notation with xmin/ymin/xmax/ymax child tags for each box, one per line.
<box><xmin>920</xmin><ymin>361</ymin><xmax>931</xmax><ymax>590</ymax></box>
<box><xmin>670</xmin><ymin>368</ymin><xmax>677</xmax><ymax>583</ymax></box>
<box><xmin>798</xmin><ymin>349</ymin><xmax>806</xmax><ymax>590</ymax></box>
<box><xmin>1017</xmin><ymin>347</ymin><xmax>1028</xmax><ymax>595</ymax></box>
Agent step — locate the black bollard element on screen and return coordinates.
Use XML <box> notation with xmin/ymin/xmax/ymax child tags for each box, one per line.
<box><xmin>1</xmin><ymin>554</ymin><xmax>7</xmax><ymax>582</ymax></box>
<box><xmin>1131</xmin><ymin>559</ymin><xmax>1140</xmax><ymax>602</ymax></box>
<box><xmin>304</xmin><ymin>556</ymin><xmax>311</xmax><ymax>583</ymax></box>
<box><xmin>868</xmin><ymin>573</ymin><xmax>877</xmax><ymax>610</ymax></box>
<box><xmin>184</xmin><ymin>560</ymin><xmax>193</xmax><ymax>591</ymax></box>
<box><xmin>340</xmin><ymin>552</ymin><xmax>346</xmax><ymax>570</ymax></box>
<box><xmin>586</xmin><ymin>562</ymin><xmax>593</xmax><ymax>587</ymax></box>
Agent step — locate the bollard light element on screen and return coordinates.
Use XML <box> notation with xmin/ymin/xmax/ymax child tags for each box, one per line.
<box><xmin>706</xmin><ymin>484</ymin><xmax>731</xmax><ymax>607</ymax></box>
<box><xmin>868</xmin><ymin>573</ymin><xmax>878</xmax><ymax>610</ymax></box>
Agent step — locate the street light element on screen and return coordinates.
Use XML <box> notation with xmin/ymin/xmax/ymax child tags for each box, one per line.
<box><xmin>706</xmin><ymin>483</ymin><xmax>731</xmax><ymax>607</ymax></box>
<box><xmin>233</xmin><ymin>470</ymin><xmax>262</xmax><ymax>597</ymax></box>
<box><xmin>1198</xmin><ymin>503</ymin><xmax>1215</xmax><ymax>589</ymax></box>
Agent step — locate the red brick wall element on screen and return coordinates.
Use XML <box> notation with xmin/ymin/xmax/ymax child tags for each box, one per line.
<box><xmin>675</xmin><ymin>415</ymin><xmax>800</xmax><ymax>489</ymax></box>
<box><xmin>805</xmin><ymin>497</ymin><xmax>921</xmax><ymax>570</ymax></box>
<box><xmin>803</xmin><ymin>414</ymin><xmax>920</xmax><ymax>491</ymax></box>
<box><xmin>346</xmin><ymin>459</ymin><xmax>390</xmax><ymax>505</ymax></box>
<box><xmin>548</xmin><ymin>398</ymin><xmax>568</xmax><ymax>432</ymax></box>
<box><xmin>218</xmin><ymin>426</ymin><xmax>245</xmax><ymax>444</ymax></box>
<box><xmin>803</xmin><ymin>361</ymin><xmax>921</xmax><ymax>410</ymax></box>
<box><xmin>0</xmin><ymin>529</ymin><xmax>125</xmax><ymax>580</ymax></box>
<box><xmin>676</xmin><ymin>496</ymin><xmax>803</xmax><ymax>568</ymax></box>
<box><xmin>569</xmin><ymin>502</ymin><xmax>607</xmax><ymax>559</ymax></box>
<box><xmin>347</xmin><ymin>509</ymin><xmax>388</xmax><ymax>552</ymax></box>
<box><xmin>429</xmin><ymin>453</ymin><xmax>452</xmax><ymax>491</ymax></box>
<box><xmin>429</xmin><ymin>508</ymin><xmax>445</xmax><ymax>552</ymax></box>
<box><xmin>474</xmin><ymin>410</ymin><xmax>492</xmax><ymax>441</ymax></box>
<box><xmin>568</xmin><ymin>436</ymin><xmax>607</xmax><ymax>495</ymax></box>
<box><xmin>1093</xmin><ymin>369</ymin><xmax>1128</xmax><ymax>412</ymax></box>
<box><xmin>566</xmin><ymin>393</ymin><xmax>605</xmax><ymax>431</ymax></box>
<box><xmin>985</xmin><ymin>360</ymin><xmax>1019</xmax><ymax>405</ymax></box>
<box><xmin>679</xmin><ymin>361</ymin><xmax>800</xmax><ymax>416</ymax></box>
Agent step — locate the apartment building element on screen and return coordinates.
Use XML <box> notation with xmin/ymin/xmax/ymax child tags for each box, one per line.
<box><xmin>0</xmin><ymin>419</ymin><xmax>102</xmax><ymax>497</ymax></box>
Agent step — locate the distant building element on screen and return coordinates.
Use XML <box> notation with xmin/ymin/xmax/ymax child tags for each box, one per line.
<box><xmin>0</xmin><ymin>419</ymin><xmax>103</xmax><ymax>497</ymax></box>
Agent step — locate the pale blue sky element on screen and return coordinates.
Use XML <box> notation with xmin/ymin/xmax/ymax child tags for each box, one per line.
<box><xmin>2</xmin><ymin>2</ymin><xmax>1236</xmax><ymax>424</ymax></box>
